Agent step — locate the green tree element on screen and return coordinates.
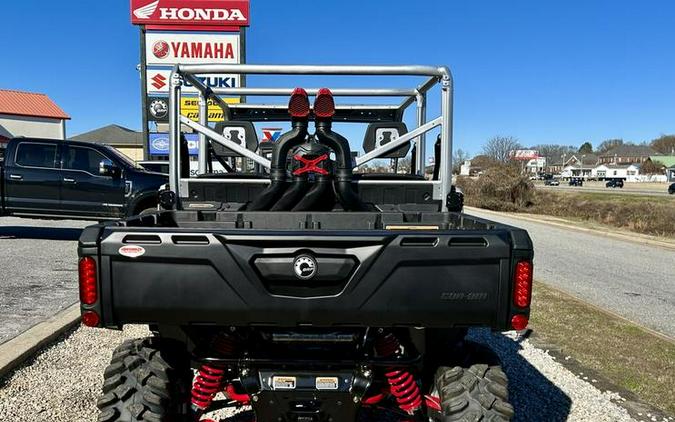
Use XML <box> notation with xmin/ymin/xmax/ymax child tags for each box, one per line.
<box><xmin>578</xmin><ymin>142</ymin><xmax>593</xmax><ymax>154</ymax></box>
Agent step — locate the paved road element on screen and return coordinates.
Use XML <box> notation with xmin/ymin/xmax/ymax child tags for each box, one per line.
<box><xmin>0</xmin><ymin>217</ymin><xmax>86</xmax><ymax>345</ymax></box>
<box><xmin>466</xmin><ymin>209</ymin><xmax>675</xmax><ymax>339</ymax></box>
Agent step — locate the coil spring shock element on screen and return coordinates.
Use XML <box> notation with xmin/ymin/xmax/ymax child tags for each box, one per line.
<box><xmin>374</xmin><ymin>332</ymin><xmax>423</xmax><ymax>414</ymax></box>
<box><xmin>191</xmin><ymin>332</ymin><xmax>237</xmax><ymax>414</ymax></box>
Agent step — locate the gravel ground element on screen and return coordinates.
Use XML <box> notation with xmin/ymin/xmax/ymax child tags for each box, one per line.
<box><xmin>466</xmin><ymin>208</ymin><xmax>675</xmax><ymax>338</ymax></box>
<box><xmin>0</xmin><ymin>217</ymin><xmax>87</xmax><ymax>344</ymax></box>
<box><xmin>0</xmin><ymin>325</ymin><xmax>649</xmax><ymax>422</ymax></box>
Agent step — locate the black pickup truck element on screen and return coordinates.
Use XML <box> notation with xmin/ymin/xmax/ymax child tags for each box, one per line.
<box><xmin>0</xmin><ymin>137</ymin><xmax>167</xmax><ymax>220</ymax></box>
<box><xmin>78</xmin><ymin>65</ymin><xmax>533</xmax><ymax>422</ymax></box>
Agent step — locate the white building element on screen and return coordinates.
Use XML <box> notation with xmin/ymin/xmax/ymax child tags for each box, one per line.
<box><xmin>525</xmin><ymin>157</ymin><xmax>546</xmax><ymax>174</ymax></box>
<box><xmin>592</xmin><ymin>164</ymin><xmax>641</xmax><ymax>182</ymax></box>
<box><xmin>0</xmin><ymin>89</ymin><xmax>70</xmax><ymax>146</ymax></box>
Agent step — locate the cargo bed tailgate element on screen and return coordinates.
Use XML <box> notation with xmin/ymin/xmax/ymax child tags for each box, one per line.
<box><xmin>84</xmin><ymin>227</ymin><xmax>531</xmax><ymax>330</ymax></box>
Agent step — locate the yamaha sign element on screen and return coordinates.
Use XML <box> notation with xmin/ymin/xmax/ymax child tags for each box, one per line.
<box><xmin>145</xmin><ymin>32</ymin><xmax>239</xmax><ymax>65</ymax></box>
<box><xmin>131</xmin><ymin>0</ymin><xmax>250</xmax><ymax>26</ymax></box>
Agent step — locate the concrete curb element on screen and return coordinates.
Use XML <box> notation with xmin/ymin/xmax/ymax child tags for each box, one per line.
<box><xmin>464</xmin><ymin>206</ymin><xmax>675</xmax><ymax>252</ymax></box>
<box><xmin>0</xmin><ymin>303</ymin><xmax>80</xmax><ymax>380</ymax></box>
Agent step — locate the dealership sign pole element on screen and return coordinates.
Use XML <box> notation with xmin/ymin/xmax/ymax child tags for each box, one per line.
<box><xmin>130</xmin><ymin>0</ymin><xmax>250</xmax><ymax>160</ymax></box>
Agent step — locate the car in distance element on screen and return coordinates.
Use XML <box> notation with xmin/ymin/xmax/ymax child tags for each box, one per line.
<box><xmin>544</xmin><ymin>178</ymin><xmax>560</xmax><ymax>186</ymax></box>
<box><xmin>605</xmin><ymin>179</ymin><xmax>624</xmax><ymax>188</ymax></box>
<box><xmin>668</xmin><ymin>182</ymin><xmax>675</xmax><ymax>194</ymax></box>
<box><xmin>568</xmin><ymin>178</ymin><xmax>583</xmax><ymax>187</ymax></box>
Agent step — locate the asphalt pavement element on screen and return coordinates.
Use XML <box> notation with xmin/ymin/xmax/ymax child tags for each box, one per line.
<box><xmin>465</xmin><ymin>208</ymin><xmax>675</xmax><ymax>338</ymax></box>
<box><xmin>0</xmin><ymin>217</ymin><xmax>86</xmax><ymax>345</ymax></box>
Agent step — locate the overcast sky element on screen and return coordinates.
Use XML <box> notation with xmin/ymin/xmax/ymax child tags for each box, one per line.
<box><xmin>1</xmin><ymin>0</ymin><xmax>674</xmax><ymax>156</ymax></box>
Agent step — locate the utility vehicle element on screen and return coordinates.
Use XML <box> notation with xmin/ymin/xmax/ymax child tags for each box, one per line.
<box><xmin>78</xmin><ymin>64</ymin><xmax>533</xmax><ymax>422</ymax></box>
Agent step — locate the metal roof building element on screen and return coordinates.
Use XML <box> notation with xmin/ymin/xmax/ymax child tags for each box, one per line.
<box><xmin>0</xmin><ymin>89</ymin><xmax>70</xmax><ymax>144</ymax></box>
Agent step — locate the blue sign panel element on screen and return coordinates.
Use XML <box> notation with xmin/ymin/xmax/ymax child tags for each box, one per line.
<box><xmin>149</xmin><ymin>133</ymin><xmax>199</xmax><ymax>156</ymax></box>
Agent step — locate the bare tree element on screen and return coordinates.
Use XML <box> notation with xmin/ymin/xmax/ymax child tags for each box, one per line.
<box><xmin>650</xmin><ymin>135</ymin><xmax>675</xmax><ymax>155</ymax></box>
<box><xmin>452</xmin><ymin>148</ymin><xmax>469</xmax><ymax>174</ymax></box>
<box><xmin>597</xmin><ymin>139</ymin><xmax>624</xmax><ymax>154</ymax></box>
<box><xmin>482</xmin><ymin>136</ymin><xmax>521</xmax><ymax>163</ymax></box>
<box><xmin>531</xmin><ymin>144</ymin><xmax>577</xmax><ymax>164</ymax></box>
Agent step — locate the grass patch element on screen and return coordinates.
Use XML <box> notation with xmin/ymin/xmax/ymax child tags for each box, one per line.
<box><xmin>456</xmin><ymin>168</ymin><xmax>675</xmax><ymax>236</ymax></box>
<box><xmin>530</xmin><ymin>282</ymin><xmax>675</xmax><ymax>415</ymax></box>
<box><xmin>527</xmin><ymin>191</ymin><xmax>675</xmax><ymax>236</ymax></box>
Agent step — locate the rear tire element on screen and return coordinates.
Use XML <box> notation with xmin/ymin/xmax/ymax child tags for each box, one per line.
<box><xmin>97</xmin><ymin>337</ymin><xmax>192</xmax><ymax>422</ymax></box>
<box><xmin>433</xmin><ymin>363</ymin><xmax>514</xmax><ymax>421</ymax></box>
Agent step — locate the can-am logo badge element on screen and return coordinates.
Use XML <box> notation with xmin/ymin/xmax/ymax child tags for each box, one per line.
<box><xmin>293</xmin><ymin>255</ymin><xmax>317</xmax><ymax>280</ymax></box>
<box><xmin>151</xmin><ymin>137</ymin><xmax>170</xmax><ymax>152</ymax></box>
<box><xmin>118</xmin><ymin>245</ymin><xmax>146</xmax><ymax>258</ymax></box>
<box><xmin>152</xmin><ymin>40</ymin><xmax>170</xmax><ymax>59</ymax></box>
<box><xmin>133</xmin><ymin>0</ymin><xmax>246</xmax><ymax>22</ymax></box>
<box><xmin>149</xmin><ymin>99</ymin><xmax>168</xmax><ymax>119</ymax></box>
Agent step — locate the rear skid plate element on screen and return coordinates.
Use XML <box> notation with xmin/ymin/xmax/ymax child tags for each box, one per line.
<box><xmin>243</xmin><ymin>370</ymin><xmax>369</xmax><ymax>422</ymax></box>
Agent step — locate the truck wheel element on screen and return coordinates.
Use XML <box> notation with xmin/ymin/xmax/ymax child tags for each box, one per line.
<box><xmin>97</xmin><ymin>337</ymin><xmax>192</xmax><ymax>422</ymax></box>
<box><xmin>433</xmin><ymin>364</ymin><xmax>514</xmax><ymax>421</ymax></box>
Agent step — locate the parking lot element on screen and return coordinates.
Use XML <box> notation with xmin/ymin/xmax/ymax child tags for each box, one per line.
<box><xmin>0</xmin><ymin>217</ymin><xmax>85</xmax><ymax>344</ymax></box>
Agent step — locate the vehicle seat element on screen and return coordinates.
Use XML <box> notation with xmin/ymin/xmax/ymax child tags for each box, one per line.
<box><xmin>359</xmin><ymin>122</ymin><xmax>421</xmax><ymax>180</ymax></box>
<box><xmin>211</xmin><ymin>121</ymin><xmax>258</xmax><ymax>158</ymax></box>
<box><xmin>197</xmin><ymin>120</ymin><xmax>264</xmax><ymax>179</ymax></box>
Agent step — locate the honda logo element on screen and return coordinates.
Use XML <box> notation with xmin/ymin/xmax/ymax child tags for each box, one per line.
<box><xmin>133</xmin><ymin>0</ymin><xmax>159</xmax><ymax>19</ymax></box>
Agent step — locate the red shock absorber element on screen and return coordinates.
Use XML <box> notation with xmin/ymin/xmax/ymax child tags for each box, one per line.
<box><xmin>191</xmin><ymin>364</ymin><xmax>227</xmax><ymax>412</ymax></box>
<box><xmin>191</xmin><ymin>332</ymin><xmax>237</xmax><ymax>414</ymax></box>
<box><xmin>374</xmin><ymin>333</ymin><xmax>423</xmax><ymax>414</ymax></box>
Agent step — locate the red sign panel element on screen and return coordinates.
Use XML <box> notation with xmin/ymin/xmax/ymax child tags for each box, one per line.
<box><xmin>131</xmin><ymin>0</ymin><xmax>249</xmax><ymax>26</ymax></box>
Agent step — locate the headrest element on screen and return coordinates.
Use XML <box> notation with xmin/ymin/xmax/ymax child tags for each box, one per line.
<box><xmin>362</xmin><ymin>122</ymin><xmax>410</xmax><ymax>159</ymax></box>
<box><xmin>211</xmin><ymin>121</ymin><xmax>258</xmax><ymax>157</ymax></box>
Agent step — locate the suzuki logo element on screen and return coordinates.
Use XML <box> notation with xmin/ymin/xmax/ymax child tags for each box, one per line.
<box><xmin>133</xmin><ymin>0</ymin><xmax>159</xmax><ymax>19</ymax></box>
<box><xmin>151</xmin><ymin>74</ymin><xmax>167</xmax><ymax>90</ymax></box>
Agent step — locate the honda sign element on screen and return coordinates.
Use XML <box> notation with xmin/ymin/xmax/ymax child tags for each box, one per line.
<box><xmin>131</xmin><ymin>0</ymin><xmax>249</xmax><ymax>26</ymax></box>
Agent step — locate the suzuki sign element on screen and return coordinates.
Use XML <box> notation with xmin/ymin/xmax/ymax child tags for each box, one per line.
<box><xmin>146</xmin><ymin>68</ymin><xmax>240</xmax><ymax>94</ymax></box>
<box><xmin>131</xmin><ymin>0</ymin><xmax>249</xmax><ymax>26</ymax></box>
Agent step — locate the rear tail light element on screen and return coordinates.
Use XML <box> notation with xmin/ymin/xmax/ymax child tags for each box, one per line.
<box><xmin>78</xmin><ymin>257</ymin><xmax>97</xmax><ymax>305</ymax></box>
<box><xmin>513</xmin><ymin>260</ymin><xmax>532</xmax><ymax>308</ymax></box>
<box><xmin>313</xmin><ymin>88</ymin><xmax>335</xmax><ymax>118</ymax></box>
<box><xmin>82</xmin><ymin>310</ymin><xmax>100</xmax><ymax>327</ymax></box>
<box><xmin>288</xmin><ymin>88</ymin><xmax>310</xmax><ymax>118</ymax></box>
<box><xmin>511</xmin><ymin>314</ymin><xmax>528</xmax><ymax>331</ymax></box>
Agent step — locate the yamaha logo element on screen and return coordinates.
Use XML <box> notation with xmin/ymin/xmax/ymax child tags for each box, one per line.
<box><xmin>152</xmin><ymin>40</ymin><xmax>170</xmax><ymax>59</ymax></box>
<box><xmin>293</xmin><ymin>255</ymin><xmax>317</xmax><ymax>280</ymax></box>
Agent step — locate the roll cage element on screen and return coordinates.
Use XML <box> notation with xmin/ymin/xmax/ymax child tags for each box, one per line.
<box><xmin>167</xmin><ymin>64</ymin><xmax>454</xmax><ymax>208</ymax></box>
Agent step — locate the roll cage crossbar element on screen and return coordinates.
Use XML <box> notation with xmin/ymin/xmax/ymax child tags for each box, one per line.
<box><xmin>168</xmin><ymin>64</ymin><xmax>454</xmax><ymax>206</ymax></box>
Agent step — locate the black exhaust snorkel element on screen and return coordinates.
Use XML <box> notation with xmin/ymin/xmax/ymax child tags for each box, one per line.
<box><xmin>313</xmin><ymin>88</ymin><xmax>367</xmax><ymax>211</ymax></box>
<box><xmin>248</xmin><ymin>88</ymin><xmax>310</xmax><ymax>211</ymax></box>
